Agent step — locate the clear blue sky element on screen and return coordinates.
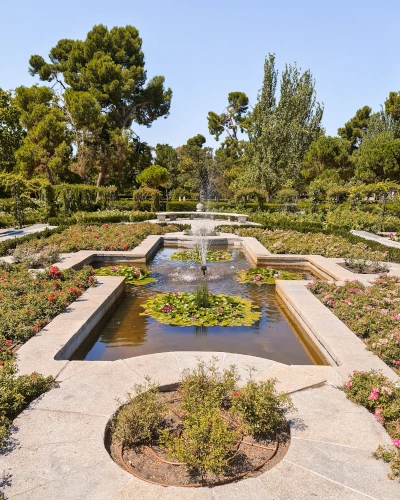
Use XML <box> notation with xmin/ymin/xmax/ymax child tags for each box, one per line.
<box><xmin>1</xmin><ymin>0</ymin><xmax>398</xmax><ymax>149</ymax></box>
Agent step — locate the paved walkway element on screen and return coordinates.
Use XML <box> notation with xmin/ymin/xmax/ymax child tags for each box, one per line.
<box><xmin>0</xmin><ymin>224</ymin><xmax>57</xmax><ymax>242</ymax></box>
<box><xmin>1</xmin><ymin>352</ymin><xmax>398</xmax><ymax>499</ymax></box>
<box><xmin>351</xmin><ymin>229</ymin><xmax>400</xmax><ymax>250</ymax></box>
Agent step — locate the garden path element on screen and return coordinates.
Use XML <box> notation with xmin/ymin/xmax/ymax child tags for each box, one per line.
<box><xmin>1</xmin><ymin>352</ymin><xmax>398</xmax><ymax>500</ymax></box>
<box><xmin>0</xmin><ymin>224</ymin><xmax>57</xmax><ymax>241</ymax></box>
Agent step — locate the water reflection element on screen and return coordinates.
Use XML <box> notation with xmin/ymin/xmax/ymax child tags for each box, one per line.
<box><xmin>73</xmin><ymin>247</ymin><xmax>321</xmax><ymax>365</ymax></box>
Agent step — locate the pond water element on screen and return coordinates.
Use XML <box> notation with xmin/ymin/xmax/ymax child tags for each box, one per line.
<box><xmin>72</xmin><ymin>247</ymin><xmax>325</xmax><ymax>365</ymax></box>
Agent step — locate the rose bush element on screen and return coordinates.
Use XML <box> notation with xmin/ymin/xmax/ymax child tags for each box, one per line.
<box><xmin>0</xmin><ymin>262</ymin><xmax>96</xmax><ymax>344</ymax></box>
<box><xmin>10</xmin><ymin>222</ymin><xmax>183</xmax><ymax>259</ymax></box>
<box><xmin>343</xmin><ymin>371</ymin><xmax>400</xmax><ymax>480</ymax></box>
<box><xmin>235</xmin><ymin>227</ymin><xmax>386</xmax><ymax>260</ymax></box>
<box><xmin>309</xmin><ymin>275</ymin><xmax>400</xmax><ymax>373</ymax></box>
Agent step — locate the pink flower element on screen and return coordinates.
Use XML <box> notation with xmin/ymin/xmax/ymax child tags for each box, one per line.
<box><xmin>173</xmin><ymin>292</ymin><xmax>179</xmax><ymax>295</ymax></box>
<box><xmin>191</xmin><ymin>317</ymin><xmax>196</xmax><ymax>321</ymax></box>
<box><xmin>217</xmin><ymin>307</ymin><xmax>223</xmax><ymax>311</ymax></box>
<box><xmin>368</xmin><ymin>389</ymin><xmax>379</xmax><ymax>401</ymax></box>
<box><xmin>374</xmin><ymin>408</ymin><xmax>384</xmax><ymax>423</ymax></box>
<box><xmin>392</xmin><ymin>438</ymin><xmax>400</xmax><ymax>448</ymax></box>
<box><xmin>233</xmin><ymin>392</ymin><xmax>240</xmax><ymax>397</ymax></box>
<box><xmin>134</xmin><ymin>269</ymin><xmax>140</xmax><ymax>275</ymax></box>
<box><xmin>232</xmin><ymin>311</ymin><xmax>237</xmax><ymax>316</ymax></box>
<box><xmin>346</xmin><ymin>380</ymin><xmax>352</xmax><ymax>388</ymax></box>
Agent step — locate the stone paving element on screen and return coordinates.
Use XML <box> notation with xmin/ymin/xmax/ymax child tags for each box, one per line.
<box><xmin>1</xmin><ymin>352</ymin><xmax>399</xmax><ymax>500</ymax></box>
<box><xmin>0</xmin><ymin>224</ymin><xmax>57</xmax><ymax>241</ymax></box>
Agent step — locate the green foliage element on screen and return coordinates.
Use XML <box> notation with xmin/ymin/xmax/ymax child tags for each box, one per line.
<box><xmin>302</xmin><ymin>136</ymin><xmax>352</xmax><ymax>181</ymax></box>
<box><xmin>160</xmin><ymin>360</ymin><xmax>240</xmax><ymax>476</ymax></box>
<box><xmin>342</xmin><ymin>371</ymin><xmax>400</xmax><ymax>480</ymax></box>
<box><xmin>136</xmin><ymin>165</ymin><xmax>169</xmax><ymax>189</ymax></box>
<box><xmin>95</xmin><ymin>265</ymin><xmax>156</xmax><ymax>285</ymax></box>
<box><xmin>113</xmin><ymin>360</ymin><xmax>294</xmax><ymax>479</ymax></box>
<box><xmin>166</xmin><ymin>200</ymin><xmax>197</xmax><ymax>211</ymax></box>
<box><xmin>12</xmin><ymin>244</ymin><xmax>60</xmax><ymax>268</ymax></box>
<box><xmin>236</xmin><ymin>267</ymin><xmax>301</xmax><ymax>284</ymax></box>
<box><xmin>170</xmin><ymin>249</ymin><xmax>233</xmax><ymax>262</ymax></box>
<box><xmin>275</xmin><ymin>188</ymin><xmax>298</xmax><ymax>205</ymax></box>
<box><xmin>207</xmin><ymin>91</ymin><xmax>249</xmax><ymax>141</ymax></box>
<box><xmin>47</xmin><ymin>210</ymin><xmax>155</xmax><ymax>226</ymax></box>
<box><xmin>243</xmin><ymin>54</ymin><xmax>323</xmax><ymax>199</ymax></box>
<box><xmin>0</xmin><ymin>262</ymin><xmax>95</xmax><ymax>343</ymax></box>
<box><xmin>155</xmin><ymin>143</ymin><xmax>181</xmax><ymax>192</ymax></box>
<box><xmin>0</xmin><ymin>88</ymin><xmax>25</xmax><ymax>173</ymax></box>
<box><xmin>132</xmin><ymin>186</ymin><xmax>160</xmax><ymax>211</ymax></box>
<box><xmin>385</xmin><ymin>91</ymin><xmax>400</xmax><ymax>121</ymax></box>
<box><xmin>229</xmin><ymin>378</ymin><xmax>294</xmax><ymax>437</ymax></box>
<box><xmin>29</xmin><ymin>24</ymin><xmax>172</xmax><ymax>187</ymax></box>
<box><xmin>234</xmin><ymin>188</ymin><xmax>265</xmax><ymax>209</ymax></box>
<box><xmin>54</xmin><ymin>184</ymin><xmax>117</xmax><ymax>213</ymax></box>
<box><xmin>112</xmin><ymin>377</ymin><xmax>167</xmax><ymax>446</ymax></box>
<box><xmin>235</xmin><ymin>226</ymin><xmax>386</xmax><ymax>260</ymax></box>
<box><xmin>352</xmin><ymin>133</ymin><xmax>400</xmax><ymax>182</ymax></box>
<box><xmin>140</xmin><ymin>291</ymin><xmax>262</xmax><ymax>327</ymax></box>
<box><xmin>0</xmin><ymin>363</ymin><xmax>53</xmax><ymax>447</ymax></box>
<box><xmin>10</xmin><ymin>222</ymin><xmax>181</xmax><ymax>254</ymax></box>
<box><xmin>194</xmin><ymin>283</ymin><xmax>211</xmax><ymax>308</ymax></box>
<box><xmin>14</xmin><ymin>85</ymin><xmax>72</xmax><ymax>184</ymax></box>
<box><xmin>344</xmin><ymin>258</ymin><xmax>389</xmax><ymax>274</ymax></box>
<box><xmin>309</xmin><ymin>275</ymin><xmax>400</xmax><ymax>372</ymax></box>
<box><xmin>338</xmin><ymin>105</ymin><xmax>372</xmax><ymax>152</ymax></box>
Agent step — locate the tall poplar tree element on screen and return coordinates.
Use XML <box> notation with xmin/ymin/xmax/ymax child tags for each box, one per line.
<box><xmin>243</xmin><ymin>54</ymin><xmax>323</xmax><ymax>200</ymax></box>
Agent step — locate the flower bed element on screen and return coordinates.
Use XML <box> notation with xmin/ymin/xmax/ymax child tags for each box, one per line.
<box><xmin>95</xmin><ymin>265</ymin><xmax>157</xmax><ymax>285</ymax></box>
<box><xmin>235</xmin><ymin>227</ymin><xmax>387</xmax><ymax>260</ymax></box>
<box><xmin>0</xmin><ymin>263</ymin><xmax>95</xmax><ymax>344</ymax></box>
<box><xmin>170</xmin><ymin>249</ymin><xmax>233</xmax><ymax>262</ymax></box>
<box><xmin>343</xmin><ymin>371</ymin><xmax>400</xmax><ymax>480</ymax></box>
<box><xmin>308</xmin><ymin>275</ymin><xmax>400</xmax><ymax>373</ymax></box>
<box><xmin>8</xmin><ymin>222</ymin><xmax>183</xmax><ymax>261</ymax></box>
<box><xmin>236</xmin><ymin>267</ymin><xmax>301</xmax><ymax>285</ymax></box>
<box><xmin>140</xmin><ymin>290</ymin><xmax>261</xmax><ymax>327</ymax></box>
<box><xmin>109</xmin><ymin>360</ymin><xmax>293</xmax><ymax>486</ymax></box>
<box><xmin>0</xmin><ymin>262</ymin><xmax>94</xmax><ymax>448</ymax></box>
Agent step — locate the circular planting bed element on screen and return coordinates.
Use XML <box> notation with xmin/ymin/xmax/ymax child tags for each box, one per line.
<box><xmin>236</xmin><ymin>267</ymin><xmax>302</xmax><ymax>284</ymax></box>
<box><xmin>140</xmin><ymin>287</ymin><xmax>262</xmax><ymax>326</ymax></box>
<box><xmin>95</xmin><ymin>265</ymin><xmax>157</xmax><ymax>285</ymax></box>
<box><xmin>170</xmin><ymin>249</ymin><xmax>233</xmax><ymax>262</ymax></box>
<box><xmin>107</xmin><ymin>361</ymin><xmax>292</xmax><ymax>487</ymax></box>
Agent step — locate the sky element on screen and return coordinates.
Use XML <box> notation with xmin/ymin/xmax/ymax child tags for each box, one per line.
<box><xmin>1</xmin><ymin>0</ymin><xmax>399</xmax><ymax>149</ymax></box>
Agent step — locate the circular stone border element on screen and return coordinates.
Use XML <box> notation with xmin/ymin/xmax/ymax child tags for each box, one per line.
<box><xmin>105</xmin><ymin>385</ymin><xmax>290</xmax><ymax>488</ymax></box>
<box><xmin>2</xmin><ymin>352</ymin><xmax>399</xmax><ymax>499</ymax></box>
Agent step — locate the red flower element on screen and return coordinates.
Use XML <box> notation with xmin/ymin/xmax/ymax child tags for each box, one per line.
<box><xmin>123</xmin><ymin>246</ymin><xmax>129</xmax><ymax>251</ymax></box>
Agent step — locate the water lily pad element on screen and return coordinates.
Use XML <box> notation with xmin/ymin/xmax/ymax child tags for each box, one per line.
<box><xmin>170</xmin><ymin>250</ymin><xmax>233</xmax><ymax>262</ymax></box>
<box><xmin>236</xmin><ymin>267</ymin><xmax>301</xmax><ymax>285</ymax></box>
<box><xmin>95</xmin><ymin>265</ymin><xmax>157</xmax><ymax>285</ymax></box>
<box><xmin>140</xmin><ymin>291</ymin><xmax>261</xmax><ymax>326</ymax></box>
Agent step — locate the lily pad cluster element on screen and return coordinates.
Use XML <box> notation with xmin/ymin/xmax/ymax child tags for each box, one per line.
<box><xmin>170</xmin><ymin>249</ymin><xmax>233</xmax><ymax>262</ymax></box>
<box><xmin>95</xmin><ymin>265</ymin><xmax>157</xmax><ymax>285</ymax></box>
<box><xmin>140</xmin><ymin>291</ymin><xmax>261</xmax><ymax>326</ymax></box>
<box><xmin>236</xmin><ymin>267</ymin><xmax>302</xmax><ymax>285</ymax></box>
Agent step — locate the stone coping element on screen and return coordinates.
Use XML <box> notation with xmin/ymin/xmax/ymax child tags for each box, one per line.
<box><xmin>16</xmin><ymin>276</ymin><xmax>125</xmax><ymax>378</ymax></box>
<box><xmin>156</xmin><ymin>211</ymin><xmax>248</xmax><ymax>222</ymax></box>
<box><xmin>1</xmin><ymin>352</ymin><xmax>399</xmax><ymax>499</ymax></box>
<box><xmin>13</xmin><ymin>232</ymin><xmax>400</xmax><ymax>381</ymax></box>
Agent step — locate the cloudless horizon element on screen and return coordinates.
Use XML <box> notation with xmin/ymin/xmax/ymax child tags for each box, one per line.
<box><xmin>1</xmin><ymin>0</ymin><xmax>399</xmax><ymax>149</ymax></box>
